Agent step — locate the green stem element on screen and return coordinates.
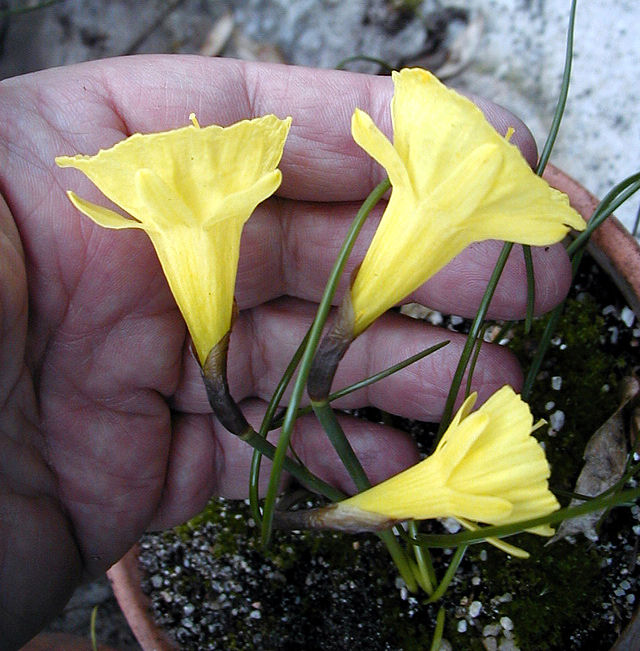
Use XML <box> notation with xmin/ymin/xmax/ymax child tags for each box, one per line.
<box><xmin>429</xmin><ymin>607</ymin><xmax>446</xmax><ymax>651</ymax></box>
<box><xmin>567</xmin><ymin>173</ymin><xmax>640</xmax><ymax>256</ymax></box>
<box><xmin>413</xmin><ymin>486</ymin><xmax>640</xmax><ymax>548</ymax></box>
<box><xmin>408</xmin><ymin>521</ymin><xmax>435</xmax><ymax>594</ymax></box>
<box><xmin>427</xmin><ymin>545</ymin><xmax>468</xmax><ymax>603</ymax></box>
<box><xmin>249</xmin><ymin>331</ymin><xmax>311</xmax><ymax>523</ymax></box>
<box><xmin>261</xmin><ymin>178</ymin><xmax>391</xmax><ymax>546</ymax></box>
<box><xmin>311</xmin><ymin>399</ymin><xmax>420</xmax><ymax>592</ymax></box>
<box><xmin>523</xmin><ymin>245</ymin><xmax>536</xmax><ymax>334</ymax></box>
<box><xmin>535</xmin><ymin>0</ymin><xmax>577</xmax><ymax>177</ymax></box>
<box><xmin>464</xmin><ymin>325</ymin><xmax>487</xmax><ymax>399</ymax></box>
<box><xmin>379</xmin><ymin>529</ymin><xmax>419</xmax><ymax>592</ymax></box>
<box><xmin>438</xmin><ymin>242</ymin><xmax>514</xmax><ymax>437</ymax></box>
<box><xmin>522</xmin><ymin>299</ymin><xmax>564</xmax><ymax>400</ymax></box>
<box><xmin>311</xmin><ymin>399</ymin><xmax>370</xmax><ymax>490</ymax></box>
<box><xmin>270</xmin><ymin>341</ymin><xmax>449</xmax><ymax>428</ymax></box>
<box><xmin>241</xmin><ymin>428</ymin><xmax>344</xmax><ymax>502</ymax></box>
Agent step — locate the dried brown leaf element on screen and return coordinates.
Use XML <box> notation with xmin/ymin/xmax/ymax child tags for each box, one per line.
<box><xmin>550</xmin><ymin>376</ymin><xmax>639</xmax><ymax>543</ymax></box>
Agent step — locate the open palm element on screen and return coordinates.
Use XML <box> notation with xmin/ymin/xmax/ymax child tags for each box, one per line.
<box><xmin>0</xmin><ymin>55</ymin><xmax>572</xmax><ymax>648</ymax></box>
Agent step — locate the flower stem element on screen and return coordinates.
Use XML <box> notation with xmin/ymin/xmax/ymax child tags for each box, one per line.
<box><xmin>260</xmin><ymin>178</ymin><xmax>391</xmax><ymax>546</ymax></box>
<box><xmin>426</xmin><ymin>545</ymin><xmax>468</xmax><ymax>603</ymax></box>
<box><xmin>438</xmin><ymin>242</ymin><xmax>514</xmax><ymax>437</ymax></box>
<box><xmin>408</xmin><ymin>521</ymin><xmax>435</xmax><ymax>595</ymax></box>
<box><xmin>429</xmin><ymin>607</ymin><xmax>446</xmax><ymax>651</ymax></box>
<box><xmin>380</xmin><ymin>529</ymin><xmax>419</xmax><ymax>592</ymax></box>
<box><xmin>202</xmin><ymin>335</ymin><xmax>344</xmax><ymax>503</ymax></box>
<box><xmin>270</xmin><ymin>341</ymin><xmax>449</xmax><ymax>429</ymax></box>
<box><xmin>311</xmin><ymin>399</ymin><xmax>370</xmax><ymax>490</ymax></box>
<box><xmin>249</xmin><ymin>331</ymin><xmax>311</xmax><ymax>523</ymax></box>
<box><xmin>310</xmin><ymin>398</ymin><xmax>420</xmax><ymax>592</ymax></box>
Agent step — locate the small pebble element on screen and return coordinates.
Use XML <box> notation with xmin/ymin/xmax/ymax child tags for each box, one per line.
<box><xmin>457</xmin><ymin>619</ymin><xmax>468</xmax><ymax>633</ymax></box>
<box><xmin>427</xmin><ymin>310</ymin><xmax>444</xmax><ymax>326</ymax></box>
<box><xmin>551</xmin><ymin>376</ymin><xmax>562</xmax><ymax>390</ymax></box>
<box><xmin>545</xmin><ymin>401</ymin><xmax>555</xmax><ymax>410</ymax></box>
<box><xmin>442</xmin><ymin>517</ymin><xmax>462</xmax><ymax>533</ymax></box>
<box><xmin>483</xmin><ymin>624</ymin><xmax>501</xmax><ymax>637</ymax></box>
<box><xmin>484</xmin><ymin>639</ymin><xmax>498</xmax><ymax>651</ymax></box>
<box><xmin>469</xmin><ymin>601</ymin><xmax>482</xmax><ymax>618</ymax></box>
<box><xmin>500</xmin><ymin>616</ymin><xmax>514</xmax><ymax>631</ymax></box>
<box><xmin>621</xmin><ymin>306</ymin><xmax>636</xmax><ymax>327</ymax></box>
<box><xmin>498</xmin><ymin>640</ymin><xmax>520</xmax><ymax>651</ymax></box>
<box><xmin>549</xmin><ymin>410</ymin><xmax>565</xmax><ymax>431</ymax></box>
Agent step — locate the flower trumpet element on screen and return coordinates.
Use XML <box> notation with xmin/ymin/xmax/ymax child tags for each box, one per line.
<box><xmin>279</xmin><ymin>386</ymin><xmax>560</xmax><ymax>558</ymax></box>
<box><xmin>56</xmin><ymin>113</ymin><xmax>291</xmax><ymax>369</ymax></box>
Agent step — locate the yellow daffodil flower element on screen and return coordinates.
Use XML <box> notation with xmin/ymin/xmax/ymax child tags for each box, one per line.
<box><xmin>322</xmin><ymin>385</ymin><xmax>560</xmax><ymax>558</ymax></box>
<box><xmin>349</xmin><ymin>68</ymin><xmax>587</xmax><ymax>335</ymax></box>
<box><xmin>56</xmin><ymin>113</ymin><xmax>291</xmax><ymax>366</ymax></box>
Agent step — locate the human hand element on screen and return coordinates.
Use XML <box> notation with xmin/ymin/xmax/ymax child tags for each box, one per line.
<box><xmin>0</xmin><ymin>55</ymin><xmax>571</xmax><ymax>647</ymax></box>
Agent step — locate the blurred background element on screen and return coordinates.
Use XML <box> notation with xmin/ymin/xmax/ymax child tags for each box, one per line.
<box><xmin>3</xmin><ymin>0</ymin><xmax>638</xmax><ymax>648</ymax></box>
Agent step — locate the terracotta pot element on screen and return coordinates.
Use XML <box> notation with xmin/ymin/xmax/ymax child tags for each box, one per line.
<box><xmin>108</xmin><ymin>165</ymin><xmax>640</xmax><ymax>650</ymax></box>
<box><xmin>108</xmin><ymin>545</ymin><xmax>176</xmax><ymax>651</ymax></box>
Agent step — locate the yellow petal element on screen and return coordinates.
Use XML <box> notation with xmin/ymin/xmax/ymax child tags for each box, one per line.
<box><xmin>351</xmin><ymin>108</ymin><xmax>412</xmax><ymax>192</ymax></box>
<box><xmin>133</xmin><ymin>168</ymin><xmax>198</xmax><ymax>231</ymax></box>
<box><xmin>456</xmin><ymin>517</ymin><xmax>530</xmax><ymax>559</ymax></box>
<box><xmin>56</xmin><ymin>115</ymin><xmax>290</xmax><ymax>229</ymax></box>
<box><xmin>333</xmin><ymin>385</ymin><xmax>559</xmax><ymax>554</ymax></box>
<box><xmin>433</xmin><ymin>411</ymin><xmax>490</xmax><ymax>478</ymax></box>
<box><xmin>65</xmin><ymin>191</ymin><xmax>144</xmax><ymax>230</ymax></box>
<box><xmin>214</xmin><ymin>169</ymin><xmax>283</xmax><ymax>227</ymax></box>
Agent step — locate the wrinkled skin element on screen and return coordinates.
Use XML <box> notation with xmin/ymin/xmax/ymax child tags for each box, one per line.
<box><xmin>0</xmin><ymin>56</ymin><xmax>572</xmax><ymax>648</ymax></box>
